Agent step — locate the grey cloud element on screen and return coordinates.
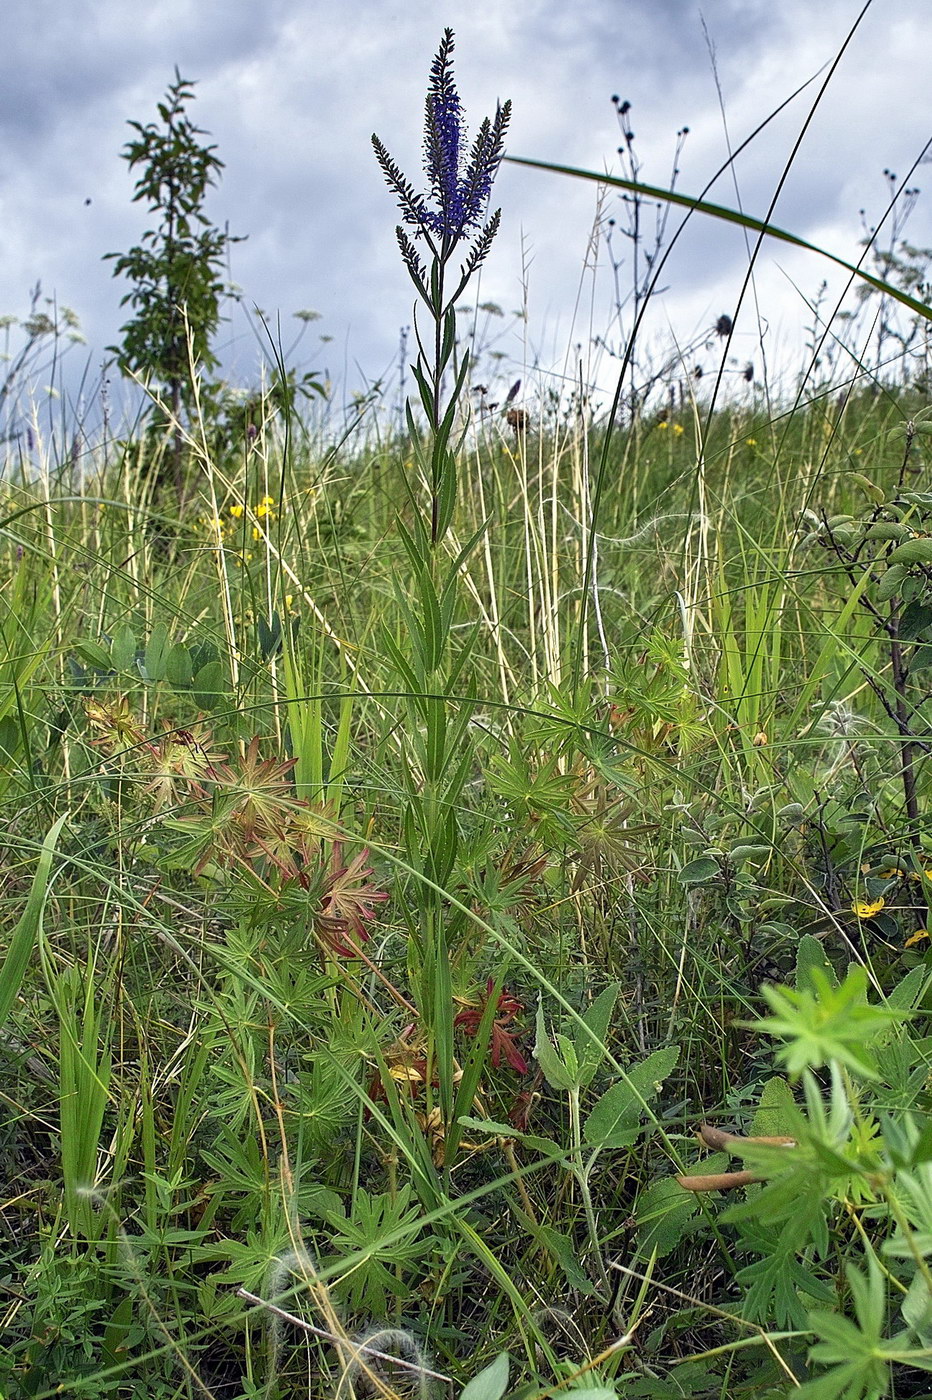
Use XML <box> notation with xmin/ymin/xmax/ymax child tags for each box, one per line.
<box><xmin>2</xmin><ymin>0</ymin><xmax>931</xmax><ymax>422</ymax></box>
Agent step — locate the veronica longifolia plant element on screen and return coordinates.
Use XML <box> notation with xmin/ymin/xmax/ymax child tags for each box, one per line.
<box><xmin>373</xmin><ymin>28</ymin><xmax>511</xmax><ymax>545</ymax></box>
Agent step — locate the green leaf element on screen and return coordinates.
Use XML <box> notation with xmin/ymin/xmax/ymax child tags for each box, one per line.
<box><xmin>191</xmin><ymin>660</ymin><xmax>226</xmax><ymax>710</ymax></box>
<box><xmin>562</xmin><ymin>1391</ymin><xmax>618</xmax><ymax>1400</ymax></box>
<box><xmin>73</xmin><ymin>639</ymin><xmax>113</xmax><ymax>671</ymax></box>
<box><xmin>575</xmin><ymin>983</ymin><xmax>619</xmax><ymax>1087</ymax></box>
<box><xmin>876</xmin><ymin>563</ymin><xmax>908</xmax><ymax>602</ymax></box>
<box><xmin>165</xmin><ymin>641</ymin><xmax>193</xmax><ymax>687</ymax></box>
<box><xmin>635</xmin><ymin>1176</ymin><xmax>701</xmax><ymax>1260</ymax></box>
<box><xmin>887</xmin><ymin>538</ymin><xmax>932</xmax><ymax>567</ymax></box>
<box><xmin>737</xmin><ymin>1252</ymin><xmax>808</xmax><ymax>1329</ymax></box>
<box><xmin>0</xmin><ymin>814</ymin><xmax>68</xmax><ymax>1029</ymax></box>
<box><xmin>583</xmin><ymin>1046</ymin><xmax>680</xmax><ymax>1148</ymax></box>
<box><xmin>505</xmin><ymin>155</ymin><xmax>932</xmax><ymax>326</ymax></box>
<box><xmin>899</xmin><ymin>600</ymin><xmax>932</xmax><ymax>640</ymax></box>
<box><xmin>256</xmin><ymin>613</ymin><xmax>282</xmax><ymax>660</ymax></box>
<box><xmin>729</xmin><ymin>843</ymin><xmax>771</xmax><ymax>865</ymax></box>
<box><xmin>110</xmin><ymin>622</ymin><xmax>137</xmax><ymax>671</ymax></box>
<box><xmin>796</xmin><ymin>935</ymin><xmax>838</xmax><ymax>994</ymax></box>
<box><xmin>910</xmin><ymin>643</ymin><xmax>932</xmax><ymax>671</ymax></box>
<box><xmin>0</xmin><ymin>715</ymin><xmax>22</xmax><ymax>762</ymax></box>
<box><xmin>143</xmin><ymin>622</ymin><xmax>170</xmax><ymax>682</ymax></box>
<box><xmin>537</xmin><ymin>1225</ymin><xmax>598</xmax><ymax>1295</ymax></box>
<box><xmin>801</xmin><ymin>1258</ymin><xmax>900</xmax><ymax>1400</ymax></box>
<box><xmin>901</xmin><ymin>1273</ymin><xmax>932</xmax><ymax>1345</ymax></box>
<box><xmin>751</xmin><ymin>1077</ymin><xmax>798</xmax><ymax>1140</ymax></box>
<box><xmin>884</xmin><ymin>965</ymin><xmax>929</xmax><ymax>1013</ymax></box>
<box><xmin>677</xmin><ymin>856</ymin><xmax>719</xmax><ymax>885</ymax></box>
<box><xmin>534</xmin><ymin>1003</ymin><xmax>577</xmax><ymax>1091</ymax></box>
<box><xmin>461</xmin><ymin>1352</ymin><xmax>510</xmax><ymax>1400</ymax></box>
<box><xmin>456</xmin><ymin>1117</ymin><xmax>562</xmax><ymax>1159</ymax></box>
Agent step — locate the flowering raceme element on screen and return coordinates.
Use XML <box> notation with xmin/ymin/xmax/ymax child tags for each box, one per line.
<box><xmin>372</xmin><ymin>28</ymin><xmax>511</xmax><ymax>275</ymax></box>
<box><xmin>372</xmin><ymin>29</ymin><xmax>511</xmax><ymax>547</ymax></box>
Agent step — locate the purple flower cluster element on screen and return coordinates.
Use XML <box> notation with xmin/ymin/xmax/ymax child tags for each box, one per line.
<box><xmin>373</xmin><ymin>29</ymin><xmax>510</xmax><ymax>272</ymax></box>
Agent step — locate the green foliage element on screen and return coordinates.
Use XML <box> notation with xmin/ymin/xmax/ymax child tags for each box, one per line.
<box><xmin>752</xmin><ymin>965</ymin><xmax>908</xmax><ymax>1079</ymax></box>
<box><xmin>0</xmin><ymin>814</ymin><xmax>66</xmax><ymax>1029</ymax></box>
<box><xmin>323</xmin><ymin>1188</ymin><xmax>432</xmax><ymax>1316</ymax></box>
<box><xmin>105</xmin><ymin>69</ymin><xmax>242</xmax><ymax>426</ymax></box>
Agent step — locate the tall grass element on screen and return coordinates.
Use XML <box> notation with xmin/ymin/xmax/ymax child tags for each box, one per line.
<box><xmin>1</xmin><ymin>357</ymin><xmax>930</xmax><ymax>1397</ymax></box>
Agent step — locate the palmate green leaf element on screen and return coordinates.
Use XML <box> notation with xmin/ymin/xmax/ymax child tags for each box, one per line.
<box><xmin>726</xmin><ymin>1069</ymin><xmax>874</xmax><ymax>1253</ymax></box>
<box><xmin>488</xmin><ymin>741</ymin><xmax>579</xmax><ymax>819</ymax></box>
<box><xmin>749</xmin><ymin>966</ymin><xmax>907</xmax><ymax>1080</ymax></box>
<box><xmin>736</xmin><ymin>1223</ymin><xmax>833</xmax><ymax>1329</ymax></box>
<box><xmin>800</xmin><ymin>1257</ymin><xmax>906</xmax><ymax>1400</ymax></box>
<box><xmin>884</xmin><ymin>1162</ymin><xmax>932</xmax><ymax>1258</ymax></box>
<box><xmin>723</xmin><ymin>1155</ymin><xmax>831</xmax><ymax>1256</ymax></box>
<box><xmin>322</xmin><ymin>1186</ymin><xmax>431</xmax><ymax>1317</ymax></box>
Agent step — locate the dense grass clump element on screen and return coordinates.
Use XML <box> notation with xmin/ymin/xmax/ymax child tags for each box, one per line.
<box><xmin>2</xmin><ymin>371</ymin><xmax>932</xmax><ymax>1398</ymax></box>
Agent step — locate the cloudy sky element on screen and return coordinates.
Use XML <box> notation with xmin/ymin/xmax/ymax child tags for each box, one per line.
<box><xmin>3</xmin><ymin>0</ymin><xmax>932</xmax><ymax>429</ymax></box>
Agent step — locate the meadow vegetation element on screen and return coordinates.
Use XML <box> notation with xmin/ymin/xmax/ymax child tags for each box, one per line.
<box><xmin>3</xmin><ymin>26</ymin><xmax>932</xmax><ymax>1400</ymax></box>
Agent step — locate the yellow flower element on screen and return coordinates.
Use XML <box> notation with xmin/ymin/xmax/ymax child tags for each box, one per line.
<box><xmin>256</xmin><ymin>501</ymin><xmax>274</xmax><ymax>519</ymax></box>
<box><xmin>229</xmin><ymin>503</ymin><xmax>245</xmax><ymax>519</ymax></box>
<box><xmin>657</xmin><ymin>421</ymin><xmax>669</xmax><ymax>431</ymax></box>
<box><xmin>259</xmin><ymin>494</ymin><xmax>275</xmax><ymax>506</ymax></box>
<box><xmin>672</xmin><ymin>423</ymin><xmax>684</xmax><ymax>436</ymax></box>
<box><xmin>905</xmin><ymin>928</ymin><xmax>930</xmax><ymax>948</ymax></box>
<box><xmin>851</xmin><ymin>897</ymin><xmax>885</xmax><ymax>919</ymax></box>
<box><xmin>746</xmin><ymin>437</ymin><xmax>757</xmax><ymax>447</ymax></box>
<box><xmin>252</xmin><ymin>526</ymin><xmax>262</xmax><ymax>541</ymax></box>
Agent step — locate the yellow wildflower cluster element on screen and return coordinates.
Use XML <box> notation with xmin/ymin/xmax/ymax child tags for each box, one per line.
<box><xmin>657</xmin><ymin>421</ymin><xmax>685</xmax><ymax>436</ymax></box>
<box><xmin>226</xmin><ymin>494</ymin><xmax>277</xmax><ymax>541</ymax></box>
<box><xmin>198</xmin><ymin>496</ymin><xmax>279</xmax><ymax>559</ymax></box>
